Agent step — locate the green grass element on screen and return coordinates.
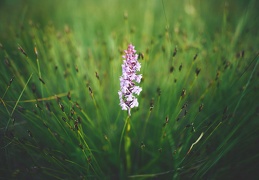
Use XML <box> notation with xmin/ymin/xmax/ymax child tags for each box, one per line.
<box><xmin>0</xmin><ymin>0</ymin><xmax>259</xmax><ymax>179</ymax></box>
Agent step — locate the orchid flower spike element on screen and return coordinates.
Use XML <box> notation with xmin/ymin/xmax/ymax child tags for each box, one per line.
<box><xmin>118</xmin><ymin>44</ymin><xmax>142</xmax><ymax>116</ymax></box>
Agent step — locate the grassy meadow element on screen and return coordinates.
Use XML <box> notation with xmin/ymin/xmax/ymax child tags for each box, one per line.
<box><xmin>0</xmin><ymin>0</ymin><xmax>259</xmax><ymax>179</ymax></box>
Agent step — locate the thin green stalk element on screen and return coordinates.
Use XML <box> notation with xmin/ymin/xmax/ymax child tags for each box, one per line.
<box><xmin>5</xmin><ymin>73</ymin><xmax>33</xmax><ymax>133</ymax></box>
<box><xmin>231</xmin><ymin>57</ymin><xmax>258</xmax><ymax>123</ymax></box>
<box><xmin>142</xmin><ymin>110</ymin><xmax>152</xmax><ymax>139</ymax></box>
<box><xmin>119</xmin><ymin>115</ymin><xmax>130</xmax><ymax>157</ymax></box>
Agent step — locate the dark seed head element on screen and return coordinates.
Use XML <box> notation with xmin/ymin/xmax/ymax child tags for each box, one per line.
<box><xmin>181</xmin><ymin>89</ymin><xmax>186</xmax><ymax>98</ymax></box>
<box><xmin>150</xmin><ymin>98</ymin><xmax>154</xmax><ymax>111</ymax></box>
<box><xmin>179</xmin><ymin>64</ymin><xmax>182</xmax><ymax>71</ymax></box>
<box><xmin>193</xmin><ymin>53</ymin><xmax>198</xmax><ymax>61</ymax></box>
<box><xmin>75</xmin><ymin>102</ymin><xmax>82</xmax><ymax>110</ymax></box>
<box><xmin>95</xmin><ymin>72</ymin><xmax>99</xmax><ymax>80</ymax></box>
<box><xmin>67</xmin><ymin>91</ymin><xmax>71</xmax><ymax>100</ymax></box>
<box><xmin>18</xmin><ymin>45</ymin><xmax>27</xmax><ymax>57</ymax></box>
<box><xmin>59</xmin><ymin>102</ymin><xmax>64</xmax><ymax>112</ymax></box>
<box><xmin>62</xmin><ymin>117</ymin><xmax>66</xmax><ymax>122</ymax></box>
<box><xmin>74</xmin><ymin>123</ymin><xmax>79</xmax><ymax>131</ymax></box>
<box><xmin>27</xmin><ymin>130</ymin><xmax>33</xmax><ymax>138</ymax></box>
<box><xmin>169</xmin><ymin>66</ymin><xmax>174</xmax><ymax>73</ymax></box>
<box><xmin>76</xmin><ymin>117</ymin><xmax>81</xmax><ymax>123</ymax></box>
<box><xmin>39</xmin><ymin>77</ymin><xmax>45</xmax><ymax>84</ymax></box>
<box><xmin>9</xmin><ymin>76</ymin><xmax>15</xmax><ymax>86</ymax></box>
<box><xmin>157</xmin><ymin>87</ymin><xmax>161</xmax><ymax>96</ymax></box>
<box><xmin>88</xmin><ymin>86</ymin><xmax>93</xmax><ymax>95</ymax></box>
<box><xmin>138</xmin><ymin>52</ymin><xmax>144</xmax><ymax>60</ymax></box>
<box><xmin>195</xmin><ymin>68</ymin><xmax>201</xmax><ymax>76</ymax></box>
<box><xmin>181</xmin><ymin>103</ymin><xmax>188</xmax><ymax>109</ymax></box>
<box><xmin>184</xmin><ymin>110</ymin><xmax>188</xmax><ymax>116</ymax></box>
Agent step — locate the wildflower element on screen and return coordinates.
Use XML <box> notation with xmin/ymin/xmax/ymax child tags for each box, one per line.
<box><xmin>118</xmin><ymin>44</ymin><xmax>142</xmax><ymax>116</ymax></box>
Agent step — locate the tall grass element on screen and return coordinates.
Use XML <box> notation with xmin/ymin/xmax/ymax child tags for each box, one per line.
<box><xmin>0</xmin><ymin>0</ymin><xmax>258</xmax><ymax>179</ymax></box>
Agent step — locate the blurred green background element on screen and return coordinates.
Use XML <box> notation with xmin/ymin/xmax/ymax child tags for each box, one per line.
<box><xmin>0</xmin><ymin>0</ymin><xmax>258</xmax><ymax>179</ymax></box>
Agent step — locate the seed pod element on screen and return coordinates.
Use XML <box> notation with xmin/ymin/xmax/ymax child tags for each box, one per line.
<box><xmin>138</xmin><ymin>52</ymin><xmax>144</xmax><ymax>60</ymax></box>
<box><xmin>88</xmin><ymin>86</ymin><xmax>93</xmax><ymax>95</ymax></box>
<box><xmin>181</xmin><ymin>103</ymin><xmax>188</xmax><ymax>109</ymax></box>
<box><xmin>39</xmin><ymin>77</ymin><xmax>45</xmax><ymax>84</ymax></box>
<box><xmin>77</xmin><ymin>116</ymin><xmax>81</xmax><ymax>123</ymax></box>
<box><xmin>195</xmin><ymin>68</ymin><xmax>201</xmax><ymax>76</ymax></box>
<box><xmin>74</xmin><ymin>121</ymin><xmax>79</xmax><ymax>130</ymax></box>
<box><xmin>157</xmin><ymin>87</ymin><xmax>161</xmax><ymax>96</ymax></box>
<box><xmin>181</xmin><ymin>89</ymin><xmax>186</xmax><ymax>98</ymax></box>
<box><xmin>169</xmin><ymin>66</ymin><xmax>174</xmax><ymax>73</ymax></box>
<box><xmin>75</xmin><ymin>102</ymin><xmax>82</xmax><ymax>110</ymax></box>
<box><xmin>18</xmin><ymin>45</ymin><xmax>27</xmax><ymax>57</ymax></box>
<box><xmin>95</xmin><ymin>72</ymin><xmax>99</xmax><ymax>80</ymax></box>
<box><xmin>59</xmin><ymin>102</ymin><xmax>64</xmax><ymax>112</ymax></box>
<box><xmin>150</xmin><ymin>98</ymin><xmax>154</xmax><ymax>111</ymax></box>
<box><xmin>193</xmin><ymin>53</ymin><xmax>198</xmax><ymax>61</ymax></box>
<box><xmin>9</xmin><ymin>76</ymin><xmax>15</xmax><ymax>86</ymax></box>
<box><xmin>179</xmin><ymin>64</ymin><xmax>182</xmax><ymax>71</ymax></box>
<box><xmin>62</xmin><ymin>117</ymin><xmax>66</xmax><ymax>122</ymax></box>
<box><xmin>27</xmin><ymin>130</ymin><xmax>33</xmax><ymax>138</ymax></box>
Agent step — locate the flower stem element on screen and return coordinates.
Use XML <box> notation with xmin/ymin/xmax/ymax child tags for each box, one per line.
<box><xmin>119</xmin><ymin>115</ymin><xmax>130</xmax><ymax>156</ymax></box>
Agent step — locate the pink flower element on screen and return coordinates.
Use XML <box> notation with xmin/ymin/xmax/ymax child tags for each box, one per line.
<box><xmin>118</xmin><ymin>44</ymin><xmax>142</xmax><ymax>116</ymax></box>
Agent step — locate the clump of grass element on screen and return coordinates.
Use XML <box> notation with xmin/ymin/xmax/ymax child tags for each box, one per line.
<box><xmin>1</xmin><ymin>0</ymin><xmax>259</xmax><ymax>179</ymax></box>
